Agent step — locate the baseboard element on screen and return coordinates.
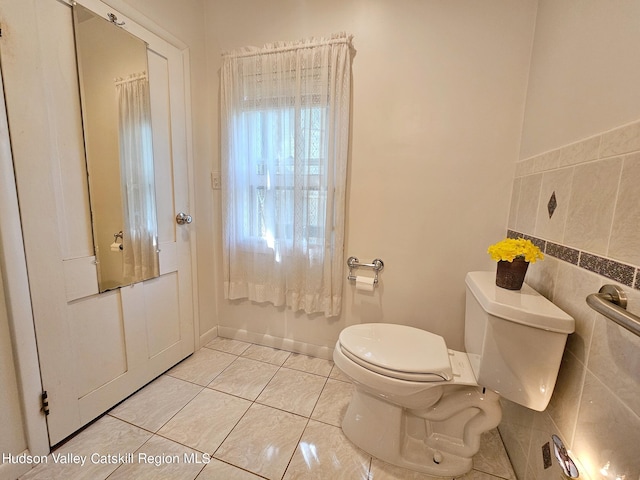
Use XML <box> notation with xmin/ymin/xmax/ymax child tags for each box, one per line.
<box><xmin>217</xmin><ymin>326</ymin><xmax>333</xmax><ymax>360</ymax></box>
<box><xmin>199</xmin><ymin>325</ymin><xmax>218</xmax><ymax>349</ymax></box>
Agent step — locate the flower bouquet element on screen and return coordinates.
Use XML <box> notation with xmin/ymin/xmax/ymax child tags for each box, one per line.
<box><xmin>487</xmin><ymin>238</ymin><xmax>543</xmax><ymax>290</ymax></box>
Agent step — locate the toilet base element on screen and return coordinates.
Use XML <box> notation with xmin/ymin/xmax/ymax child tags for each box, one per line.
<box><xmin>341</xmin><ymin>385</ymin><xmax>501</xmax><ymax>477</ymax></box>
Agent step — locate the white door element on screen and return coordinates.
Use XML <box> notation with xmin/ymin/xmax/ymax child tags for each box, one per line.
<box><xmin>0</xmin><ymin>60</ymin><xmax>49</xmax><ymax>477</ymax></box>
<box><xmin>0</xmin><ymin>0</ymin><xmax>195</xmax><ymax>445</ymax></box>
<box><xmin>0</xmin><ymin>264</ymin><xmax>30</xmax><ymax>480</ymax></box>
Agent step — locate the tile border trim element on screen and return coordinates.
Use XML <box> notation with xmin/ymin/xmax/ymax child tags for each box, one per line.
<box><xmin>516</xmin><ymin>119</ymin><xmax>640</xmax><ymax>177</ymax></box>
<box><xmin>507</xmin><ymin>230</ymin><xmax>639</xmax><ymax>289</ymax></box>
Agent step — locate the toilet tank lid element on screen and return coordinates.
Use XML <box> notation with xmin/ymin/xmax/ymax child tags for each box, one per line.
<box><xmin>465</xmin><ymin>271</ymin><xmax>574</xmax><ymax>334</ymax></box>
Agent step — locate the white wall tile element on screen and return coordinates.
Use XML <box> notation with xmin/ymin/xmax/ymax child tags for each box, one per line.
<box><xmin>533</xmin><ymin>149</ymin><xmax>561</xmax><ymax>173</ymax></box>
<box><xmin>515</xmin><ymin>173</ymin><xmax>542</xmax><ymax>234</ymax></box>
<box><xmin>498</xmin><ymin>399</ymin><xmax>534</xmax><ymax>480</ymax></box>
<box><xmin>552</xmin><ymin>262</ymin><xmax>600</xmax><ymax>363</ymax></box>
<box><xmin>526</xmin><ymin>410</ymin><xmax>572</xmax><ymax>480</ymax></box>
<box><xmin>534</xmin><ymin>167</ymin><xmax>574</xmax><ymax>243</ymax></box>
<box><xmin>572</xmin><ymin>370</ymin><xmax>640</xmax><ymax>480</ymax></box>
<box><xmin>587</xmin><ymin>307</ymin><xmax>640</xmax><ymax>417</ymax></box>
<box><xmin>608</xmin><ymin>152</ymin><xmax>640</xmax><ymax>265</ymax></box>
<box><xmin>525</xmin><ymin>255</ymin><xmax>558</xmax><ymax>301</ymax></box>
<box><xmin>515</xmin><ymin>160</ymin><xmax>530</xmax><ymax>177</ymax></box>
<box><xmin>545</xmin><ymin>350</ymin><xmax>585</xmax><ymax>445</ymax></box>
<box><xmin>600</xmin><ymin>120</ymin><xmax>640</xmax><ymax>158</ymax></box>
<box><xmin>557</xmin><ymin>136</ymin><xmax>600</xmax><ymax>168</ymax></box>
<box><xmin>504</xmin><ymin>120</ymin><xmax>640</xmax><ymax>480</ymax></box>
<box><xmin>507</xmin><ymin>177</ymin><xmax>521</xmax><ymax>230</ymax></box>
<box><xmin>563</xmin><ymin>157</ymin><xmax>622</xmax><ymax>255</ymax></box>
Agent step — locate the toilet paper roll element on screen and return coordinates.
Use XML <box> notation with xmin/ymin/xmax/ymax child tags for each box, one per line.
<box><xmin>110</xmin><ymin>242</ymin><xmax>122</xmax><ymax>252</ymax></box>
<box><xmin>355</xmin><ymin>275</ymin><xmax>376</xmax><ymax>292</ymax></box>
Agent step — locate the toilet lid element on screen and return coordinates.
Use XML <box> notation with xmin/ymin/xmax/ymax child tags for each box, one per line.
<box><xmin>338</xmin><ymin>323</ymin><xmax>452</xmax><ymax>381</ymax></box>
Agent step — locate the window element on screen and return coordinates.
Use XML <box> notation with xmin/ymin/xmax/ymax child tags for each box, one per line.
<box><xmin>238</xmin><ymin>106</ymin><xmax>328</xmax><ymax>250</ymax></box>
<box><xmin>221</xmin><ymin>34</ymin><xmax>353</xmax><ymax>317</ymax></box>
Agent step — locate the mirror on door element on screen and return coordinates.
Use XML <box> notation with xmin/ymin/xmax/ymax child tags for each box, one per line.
<box><xmin>73</xmin><ymin>3</ymin><xmax>160</xmax><ymax>292</ymax></box>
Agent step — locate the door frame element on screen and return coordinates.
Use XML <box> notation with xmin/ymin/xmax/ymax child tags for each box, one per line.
<box><xmin>0</xmin><ymin>62</ymin><xmax>50</xmax><ymax>464</ymax></box>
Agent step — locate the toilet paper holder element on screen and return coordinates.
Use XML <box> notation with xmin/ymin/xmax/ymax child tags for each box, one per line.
<box><xmin>112</xmin><ymin>231</ymin><xmax>124</xmax><ymax>251</ymax></box>
<box><xmin>347</xmin><ymin>256</ymin><xmax>384</xmax><ymax>284</ymax></box>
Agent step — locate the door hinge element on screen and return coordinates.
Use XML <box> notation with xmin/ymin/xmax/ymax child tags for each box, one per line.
<box><xmin>41</xmin><ymin>391</ymin><xmax>50</xmax><ymax>416</ymax></box>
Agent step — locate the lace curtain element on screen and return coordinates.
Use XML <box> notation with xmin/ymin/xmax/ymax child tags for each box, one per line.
<box><xmin>116</xmin><ymin>72</ymin><xmax>159</xmax><ymax>284</ymax></box>
<box><xmin>221</xmin><ymin>33</ymin><xmax>353</xmax><ymax>317</ymax></box>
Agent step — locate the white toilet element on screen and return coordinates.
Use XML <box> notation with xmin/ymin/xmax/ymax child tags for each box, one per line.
<box><xmin>333</xmin><ymin>271</ymin><xmax>574</xmax><ymax>477</ymax></box>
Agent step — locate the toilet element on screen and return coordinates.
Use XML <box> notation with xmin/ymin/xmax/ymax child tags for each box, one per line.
<box><xmin>333</xmin><ymin>271</ymin><xmax>574</xmax><ymax>477</ymax></box>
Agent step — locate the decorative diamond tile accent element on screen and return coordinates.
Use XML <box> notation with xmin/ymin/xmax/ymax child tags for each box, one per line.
<box><xmin>547</xmin><ymin>191</ymin><xmax>557</xmax><ymax>218</ymax></box>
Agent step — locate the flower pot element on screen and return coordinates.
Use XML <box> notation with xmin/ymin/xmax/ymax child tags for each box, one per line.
<box><xmin>495</xmin><ymin>257</ymin><xmax>529</xmax><ymax>290</ymax></box>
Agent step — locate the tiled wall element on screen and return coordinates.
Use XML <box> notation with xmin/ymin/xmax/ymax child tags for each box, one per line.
<box><xmin>500</xmin><ymin>120</ymin><xmax>640</xmax><ymax>480</ymax></box>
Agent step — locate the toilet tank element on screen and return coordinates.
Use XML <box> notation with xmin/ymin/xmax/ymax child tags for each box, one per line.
<box><xmin>464</xmin><ymin>271</ymin><xmax>574</xmax><ymax>411</ymax></box>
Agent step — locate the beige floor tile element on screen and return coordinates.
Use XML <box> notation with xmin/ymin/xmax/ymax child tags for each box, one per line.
<box><xmin>205</xmin><ymin>337</ymin><xmax>252</xmax><ymax>355</ymax></box>
<box><xmin>108</xmin><ymin>375</ymin><xmax>202</xmax><ymax>432</ymax></box>
<box><xmin>20</xmin><ymin>341</ymin><xmax>517</xmax><ymax>480</ymax></box>
<box><xmin>369</xmin><ymin>459</ymin><xmax>451</xmax><ymax>479</ymax></box>
<box><xmin>241</xmin><ymin>344</ymin><xmax>291</xmax><ymax>366</ymax></box>
<box><xmin>256</xmin><ymin>367</ymin><xmax>326</xmax><ymax>417</ymax></box>
<box><xmin>19</xmin><ymin>416</ymin><xmax>151</xmax><ymax>480</ymax></box>
<box><xmin>310</xmin><ymin>378</ymin><xmax>353</xmax><ymax>427</ymax></box>
<box><xmin>458</xmin><ymin>470</ymin><xmax>511</xmax><ymax>479</ymax></box>
<box><xmin>207</xmin><ymin>357</ymin><xmax>278</xmax><ymax>400</ymax></box>
<box><xmin>166</xmin><ymin>348</ymin><xmax>237</xmax><ymax>386</ymax></box>
<box><xmin>108</xmin><ymin>435</ymin><xmax>205</xmax><ymax>480</ymax></box>
<box><xmin>157</xmin><ymin>389</ymin><xmax>251</xmax><ymax>454</ymax></box>
<box><xmin>472</xmin><ymin>429</ymin><xmax>516</xmax><ymax>479</ymax></box>
<box><xmin>214</xmin><ymin>403</ymin><xmax>307</xmax><ymax>480</ymax></box>
<box><xmin>283</xmin><ymin>352</ymin><xmax>334</xmax><ymax>376</ymax></box>
<box><xmin>195</xmin><ymin>459</ymin><xmax>263</xmax><ymax>479</ymax></box>
<box><xmin>329</xmin><ymin>364</ymin><xmax>351</xmax><ymax>383</ymax></box>
<box><xmin>283</xmin><ymin>420</ymin><xmax>370</xmax><ymax>479</ymax></box>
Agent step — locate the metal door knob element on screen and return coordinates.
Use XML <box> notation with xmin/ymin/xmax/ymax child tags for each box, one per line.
<box><xmin>176</xmin><ymin>212</ymin><xmax>192</xmax><ymax>225</ymax></box>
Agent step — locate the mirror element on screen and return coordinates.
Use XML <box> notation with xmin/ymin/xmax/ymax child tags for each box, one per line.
<box><xmin>73</xmin><ymin>4</ymin><xmax>159</xmax><ymax>292</ymax></box>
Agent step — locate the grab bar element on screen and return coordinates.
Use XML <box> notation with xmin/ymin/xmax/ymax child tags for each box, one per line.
<box><xmin>586</xmin><ymin>285</ymin><xmax>640</xmax><ymax>337</ymax></box>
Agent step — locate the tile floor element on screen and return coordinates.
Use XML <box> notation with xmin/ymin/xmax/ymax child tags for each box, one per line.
<box><xmin>20</xmin><ymin>338</ymin><xmax>517</xmax><ymax>480</ymax></box>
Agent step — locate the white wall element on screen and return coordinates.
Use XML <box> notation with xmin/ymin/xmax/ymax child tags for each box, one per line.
<box><xmin>205</xmin><ymin>0</ymin><xmax>537</xmax><ymax>353</ymax></box>
<box><xmin>519</xmin><ymin>0</ymin><xmax>640</xmax><ymax>159</ymax></box>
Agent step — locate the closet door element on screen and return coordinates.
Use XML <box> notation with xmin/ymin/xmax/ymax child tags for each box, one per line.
<box><xmin>0</xmin><ymin>258</ymin><xmax>30</xmax><ymax>480</ymax></box>
<box><xmin>0</xmin><ymin>0</ymin><xmax>195</xmax><ymax>445</ymax></box>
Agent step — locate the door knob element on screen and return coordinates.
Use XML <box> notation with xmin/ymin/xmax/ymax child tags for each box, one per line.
<box><xmin>176</xmin><ymin>212</ymin><xmax>192</xmax><ymax>225</ymax></box>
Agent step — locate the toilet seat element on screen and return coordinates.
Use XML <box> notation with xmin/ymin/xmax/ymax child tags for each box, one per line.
<box><xmin>338</xmin><ymin>323</ymin><xmax>453</xmax><ymax>382</ymax></box>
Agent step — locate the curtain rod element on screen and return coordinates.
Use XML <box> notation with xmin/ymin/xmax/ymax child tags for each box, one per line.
<box><xmin>223</xmin><ymin>35</ymin><xmax>353</xmax><ymax>60</ymax></box>
<box><xmin>114</xmin><ymin>72</ymin><xmax>148</xmax><ymax>86</ymax></box>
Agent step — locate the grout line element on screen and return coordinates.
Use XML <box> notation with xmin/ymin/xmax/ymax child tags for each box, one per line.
<box><xmin>603</xmin><ymin>155</ymin><xmax>626</xmax><ymax>257</ymax></box>
<box><xmin>279</xmin><ymin>416</ymin><xmax>311</xmax><ymax>480</ymax></box>
<box><xmin>207</xmin><ymin>458</ymin><xmax>270</xmax><ymax>479</ymax></box>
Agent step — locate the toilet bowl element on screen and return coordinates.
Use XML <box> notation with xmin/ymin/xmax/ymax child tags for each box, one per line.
<box><xmin>333</xmin><ymin>271</ymin><xmax>574</xmax><ymax>477</ymax></box>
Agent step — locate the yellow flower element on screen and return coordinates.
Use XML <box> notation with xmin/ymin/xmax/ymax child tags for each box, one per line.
<box><xmin>487</xmin><ymin>238</ymin><xmax>544</xmax><ymax>264</ymax></box>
